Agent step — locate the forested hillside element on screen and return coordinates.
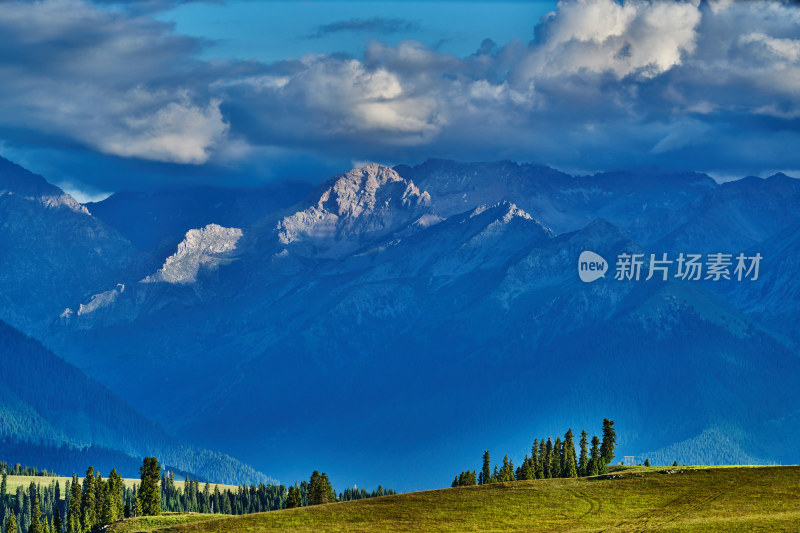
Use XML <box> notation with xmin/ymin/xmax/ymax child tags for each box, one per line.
<box><xmin>0</xmin><ymin>320</ymin><xmax>268</xmax><ymax>485</ymax></box>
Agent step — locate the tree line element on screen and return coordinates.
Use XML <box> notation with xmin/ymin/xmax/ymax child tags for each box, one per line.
<box><xmin>0</xmin><ymin>464</ymin><xmax>57</xmax><ymax>479</ymax></box>
<box><xmin>453</xmin><ymin>419</ymin><xmax>617</xmax><ymax>486</ymax></box>
<box><xmin>2</xmin><ymin>457</ymin><xmax>395</xmax><ymax>532</ymax></box>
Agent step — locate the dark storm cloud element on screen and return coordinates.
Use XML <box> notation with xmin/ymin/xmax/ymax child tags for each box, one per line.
<box><xmin>310</xmin><ymin>17</ymin><xmax>421</xmax><ymax>38</ymax></box>
<box><xmin>2</xmin><ymin>0</ymin><xmax>800</xmax><ymax>194</ymax></box>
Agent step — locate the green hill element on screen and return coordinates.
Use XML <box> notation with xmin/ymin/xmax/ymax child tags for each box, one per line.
<box><xmin>110</xmin><ymin>466</ymin><xmax>800</xmax><ymax>532</ymax></box>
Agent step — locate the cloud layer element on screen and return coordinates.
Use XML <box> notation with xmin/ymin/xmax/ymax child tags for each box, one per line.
<box><xmin>1</xmin><ymin>0</ymin><xmax>800</xmax><ymax>190</ymax></box>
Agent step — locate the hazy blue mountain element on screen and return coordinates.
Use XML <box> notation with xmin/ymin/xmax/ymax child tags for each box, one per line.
<box><xmin>714</xmin><ymin>220</ymin><xmax>800</xmax><ymax>346</ymax></box>
<box><xmin>86</xmin><ymin>181</ymin><xmax>314</xmax><ymax>254</ymax></box>
<box><xmin>656</xmin><ymin>173</ymin><xmax>800</xmax><ymax>253</ymax></box>
<box><xmin>0</xmin><ymin>156</ymin><xmax>139</xmax><ymax>334</ymax></box>
<box><xmin>394</xmin><ymin>159</ymin><xmax>717</xmax><ymax>244</ymax></box>
<box><xmin>0</xmin><ymin>319</ymin><xmax>270</xmax><ymax>484</ymax></box>
<box><xmin>2</xmin><ymin>156</ymin><xmax>799</xmax><ymax>491</ymax></box>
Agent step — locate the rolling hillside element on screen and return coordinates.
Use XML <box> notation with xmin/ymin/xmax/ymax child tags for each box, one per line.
<box><xmin>0</xmin><ymin>319</ymin><xmax>270</xmax><ymax>485</ymax></box>
<box><xmin>110</xmin><ymin>466</ymin><xmax>800</xmax><ymax>532</ymax></box>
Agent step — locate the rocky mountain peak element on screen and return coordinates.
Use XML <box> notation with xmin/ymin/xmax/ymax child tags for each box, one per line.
<box><xmin>142</xmin><ymin>223</ymin><xmax>243</xmax><ymax>284</ymax></box>
<box><xmin>276</xmin><ymin>164</ymin><xmax>432</xmax><ymax>257</ymax></box>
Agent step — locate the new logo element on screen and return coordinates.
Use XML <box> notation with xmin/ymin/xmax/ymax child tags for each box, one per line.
<box><xmin>578</xmin><ymin>251</ymin><xmax>607</xmax><ymax>283</ymax></box>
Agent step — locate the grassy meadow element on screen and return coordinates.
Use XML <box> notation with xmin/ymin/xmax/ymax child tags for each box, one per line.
<box><xmin>107</xmin><ymin>465</ymin><xmax>800</xmax><ymax>532</ymax></box>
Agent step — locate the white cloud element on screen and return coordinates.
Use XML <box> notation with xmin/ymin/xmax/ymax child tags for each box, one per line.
<box><xmin>0</xmin><ymin>0</ymin><xmax>231</xmax><ymax>165</ymax></box>
<box><xmin>740</xmin><ymin>33</ymin><xmax>800</xmax><ymax>63</ymax></box>
<box><xmin>3</xmin><ymin>0</ymin><xmax>800</xmax><ymax>186</ymax></box>
<box><xmin>99</xmin><ymin>98</ymin><xmax>229</xmax><ymax>164</ymax></box>
<box><xmin>519</xmin><ymin>0</ymin><xmax>701</xmax><ymax>79</ymax></box>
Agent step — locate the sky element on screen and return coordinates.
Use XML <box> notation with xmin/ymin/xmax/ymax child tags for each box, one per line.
<box><xmin>1</xmin><ymin>0</ymin><xmax>800</xmax><ymax>201</ymax></box>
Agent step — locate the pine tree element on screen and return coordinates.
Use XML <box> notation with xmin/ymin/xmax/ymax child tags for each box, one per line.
<box><xmin>67</xmin><ymin>475</ymin><xmax>81</xmax><ymax>533</ymax></box>
<box><xmin>644</xmin><ymin>458</ymin><xmax>650</xmax><ymax>467</ymax></box>
<box><xmin>81</xmin><ymin>467</ymin><xmax>97</xmax><ymax>533</ymax></box>
<box><xmin>517</xmin><ymin>455</ymin><xmax>530</xmax><ymax>481</ymax></box>
<box><xmin>286</xmin><ymin>484</ymin><xmax>301</xmax><ymax>508</ymax></box>
<box><xmin>4</xmin><ymin>511</ymin><xmax>15</xmax><ymax>533</ymax></box>
<box><xmin>307</xmin><ymin>471</ymin><xmax>335</xmax><ymax>505</ymax></box>
<box><xmin>588</xmin><ymin>436</ymin><xmax>601</xmax><ymax>476</ymax></box>
<box><xmin>29</xmin><ymin>496</ymin><xmax>42</xmax><ymax>533</ymax></box>
<box><xmin>563</xmin><ymin>429</ymin><xmax>578</xmax><ymax>478</ymax></box>
<box><xmin>52</xmin><ymin>510</ymin><xmax>61</xmax><ymax>533</ymax></box>
<box><xmin>481</xmin><ymin>451</ymin><xmax>491</xmax><ymax>485</ymax></box>
<box><xmin>543</xmin><ymin>438</ymin><xmax>553</xmax><ymax>478</ymax></box>
<box><xmin>0</xmin><ymin>474</ymin><xmax>6</xmax><ymax>503</ymax></box>
<box><xmin>106</xmin><ymin>469</ymin><xmax>123</xmax><ymax>523</ymax></box>
<box><xmin>138</xmin><ymin>458</ymin><xmax>161</xmax><ymax>516</ymax></box>
<box><xmin>552</xmin><ymin>438</ymin><xmax>562</xmax><ymax>478</ymax></box>
<box><xmin>320</xmin><ymin>473</ymin><xmax>335</xmax><ymax>504</ymax></box>
<box><xmin>600</xmin><ymin>418</ymin><xmax>617</xmax><ymax>467</ymax></box>
<box><xmin>578</xmin><ymin>430</ymin><xmax>589</xmax><ymax>477</ymax></box>
<box><xmin>22</xmin><ymin>490</ymin><xmax>31</xmax><ymax>533</ymax></box>
<box><xmin>94</xmin><ymin>474</ymin><xmax>105</xmax><ymax>527</ymax></box>
<box><xmin>308</xmin><ymin>472</ymin><xmax>321</xmax><ymax>505</ymax></box>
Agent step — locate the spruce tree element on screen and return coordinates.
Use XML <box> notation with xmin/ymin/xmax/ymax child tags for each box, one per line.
<box><xmin>543</xmin><ymin>438</ymin><xmax>553</xmax><ymax>478</ymax></box>
<box><xmin>94</xmin><ymin>474</ymin><xmax>105</xmax><ymax>527</ymax></box>
<box><xmin>107</xmin><ymin>469</ymin><xmax>123</xmax><ymax>523</ymax></box>
<box><xmin>4</xmin><ymin>511</ymin><xmax>15</xmax><ymax>533</ymax></box>
<box><xmin>286</xmin><ymin>485</ymin><xmax>301</xmax><ymax>508</ymax></box>
<box><xmin>481</xmin><ymin>451</ymin><xmax>491</xmax><ymax>485</ymax></box>
<box><xmin>499</xmin><ymin>456</ymin><xmax>514</xmax><ymax>483</ymax></box>
<box><xmin>52</xmin><ymin>510</ymin><xmax>61</xmax><ymax>533</ymax></box>
<box><xmin>67</xmin><ymin>475</ymin><xmax>81</xmax><ymax>533</ymax></box>
<box><xmin>29</xmin><ymin>497</ymin><xmax>42</xmax><ymax>533</ymax></box>
<box><xmin>588</xmin><ymin>436</ymin><xmax>601</xmax><ymax>476</ymax></box>
<box><xmin>578</xmin><ymin>430</ymin><xmax>589</xmax><ymax>477</ymax></box>
<box><xmin>563</xmin><ymin>429</ymin><xmax>578</xmax><ymax>478</ymax></box>
<box><xmin>600</xmin><ymin>418</ymin><xmax>617</xmax><ymax>466</ymax></box>
<box><xmin>22</xmin><ymin>490</ymin><xmax>31</xmax><ymax>533</ymax></box>
<box><xmin>81</xmin><ymin>467</ymin><xmax>97</xmax><ymax>533</ymax></box>
<box><xmin>320</xmin><ymin>473</ymin><xmax>335</xmax><ymax>504</ymax></box>
<box><xmin>552</xmin><ymin>438</ymin><xmax>562</xmax><ymax>478</ymax></box>
<box><xmin>308</xmin><ymin>472</ymin><xmax>321</xmax><ymax>505</ymax></box>
<box><xmin>138</xmin><ymin>458</ymin><xmax>161</xmax><ymax>516</ymax></box>
<box><xmin>518</xmin><ymin>455</ymin><xmax>530</xmax><ymax>481</ymax></box>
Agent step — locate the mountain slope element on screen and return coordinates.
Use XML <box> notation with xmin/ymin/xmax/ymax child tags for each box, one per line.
<box><xmin>0</xmin><ymin>156</ymin><xmax>139</xmax><ymax>333</ymax></box>
<box><xmin>111</xmin><ymin>467</ymin><xmax>800</xmax><ymax>533</ymax></box>
<box><xmin>86</xmin><ymin>182</ymin><xmax>313</xmax><ymax>254</ymax></box>
<box><xmin>394</xmin><ymin>159</ymin><xmax>717</xmax><ymax>244</ymax></box>
<box><xmin>0</xmin><ymin>319</ymin><xmax>270</xmax><ymax>485</ymax></box>
<box><xmin>656</xmin><ymin>173</ymin><xmax>800</xmax><ymax>253</ymax></box>
<box><xmin>276</xmin><ymin>164</ymin><xmax>431</xmax><ymax>258</ymax></box>
<box><xmin>8</xmin><ymin>159</ymin><xmax>799</xmax><ymax>492</ymax></box>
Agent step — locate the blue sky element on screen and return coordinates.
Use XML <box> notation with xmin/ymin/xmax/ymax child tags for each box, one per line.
<box><xmin>157</xmin><ymin>1</ymin><xmax>557</xmax><ymax>63</ymax></box>
<box><xmin>1</xmin><ymin>0</ymin><xmax>799</xmax><ymax>200</ymax></box>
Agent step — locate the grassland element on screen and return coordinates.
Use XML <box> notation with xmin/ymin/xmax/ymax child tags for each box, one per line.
<box><xmin>5</xmin><ymin>475</ymin><xmax>237</xmax><ymax>499</ymax></box>
<box><xmin>106</xmin><ymin>465</ymin><xmax>800</xmax><ymax>532</ymax></box>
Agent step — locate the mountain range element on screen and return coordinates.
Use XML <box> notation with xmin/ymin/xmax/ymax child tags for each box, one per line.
<box><xmin>0</xmin><ymin>155</ymin><xmax>798</xmax><ymax>491</ymax></box>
